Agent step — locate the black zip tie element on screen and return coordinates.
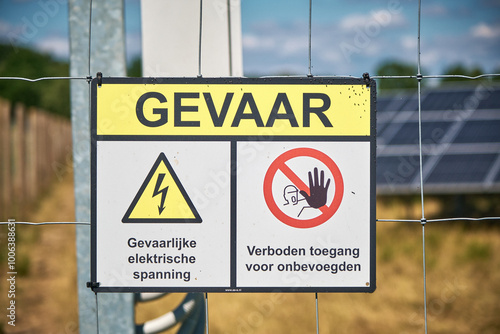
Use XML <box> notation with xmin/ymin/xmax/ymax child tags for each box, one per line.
<box><xmin>86</xmin><ymin>281</ymin><xmax>100</xmax><ymax>292</ymax></box>
<box><xmin>363</xmin><ymin>72</ymin><xmax>371</xmax><ymax>86</ymax></box>
<box><xmin>86</xmin><ymin>76</ymin><xmax>92</xmax><ymax>83</ymax></box>
<box><xmin>96</xmin><ymin>72</ymin><xmax>103</xmax><ymax>87</ymax></box>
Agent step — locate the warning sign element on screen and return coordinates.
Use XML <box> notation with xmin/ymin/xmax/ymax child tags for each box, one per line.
<box><xmin>90</xmin><ymin>77</ymin><xmax>376</xmax><ymax>293</ymax></box>
<box><xmin>122</xmin><ymin>153</ymin><xmax>202</xmax><ymax>223</ymax></box>
<box><xmin>263</xmin><ymin>147</ymin><xmax>344</xmax><ymax>229</ymax></box>
<box><xmin>236</xmin><ymin>141</ymin><xmax>372</xmax><ymax>289</ymax></box>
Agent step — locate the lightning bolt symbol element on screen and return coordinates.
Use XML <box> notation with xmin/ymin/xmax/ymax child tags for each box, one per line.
<box><xmin>152</xmin><ymin>173</ymin><xmax>169</xmax><ymax>215</ymax></box>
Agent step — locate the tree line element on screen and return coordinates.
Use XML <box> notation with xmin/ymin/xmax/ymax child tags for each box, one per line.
<box><xmin>1</xmin><ymin>43</ymin><xmax>498</xmax><ymax>115</ymax></box>
<box><xmin>0</xmin><ymin>44</ymin><xmax>70</xmax><ymax>118</ymax></box>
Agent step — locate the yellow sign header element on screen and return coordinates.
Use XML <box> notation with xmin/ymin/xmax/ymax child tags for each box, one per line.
<box><xmin>94</xmin><ymin>80</ymin><xmax>372</xmax><ymax>136</ymax></box>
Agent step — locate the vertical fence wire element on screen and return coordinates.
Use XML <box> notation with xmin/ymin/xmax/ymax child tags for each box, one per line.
<box><xmin>95</xmin><ymin>293</ymin><xmax>100</xmax><ymax>334</ymax></box>
<box><xmin>416</xmin><ymin>0</ymin><xmax>425</xmax><ymax>219</ymax></box>
<box><xmin>198</xmin><ymin>0</ymin><xmax>203</xmax><ymax>78</ymax></box>
<box><xmin>315</xmin><ymin>293</ymin><xmax>319</xmax><ymax>334</ymax></box>
<box><xmin>227</xmin><ymin>0</ymin><xmax>233</xmax><ymax>76</ymax></box>
<box><xmin>416</xmin><ymin>0</ymin><xmax>428</xmax><ymax>332</ymax></box>
<box><xmin>201</xmin><ymin>2</ymin><xmax>207</xmax><ymax>331</ymax></box>
<box><xmin>205</xmin><ymin>293</ymin><xmax>209</xmax><ymax>334</ymax></box>
<box><xmin>88</xmin><ymin>0</ymin><xmax>93</xmax><ymax>77</ymax></box>
<box><xmin>308</xmin><ymin>4</ymin><xmax>318</xmax><ymax>332</ymax></box>
<box><xmin>308</xmin><ymin>0</ymin><xmax>313</xmax><ymax>77</ymax></box>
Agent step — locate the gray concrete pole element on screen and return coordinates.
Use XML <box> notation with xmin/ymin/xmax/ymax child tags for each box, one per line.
<box><xmin>69</xmin><ymin>0</ymin><xmax>134</xmax><ymax>333</ymax></box>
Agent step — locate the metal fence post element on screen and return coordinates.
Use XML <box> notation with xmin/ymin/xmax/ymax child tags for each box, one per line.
<box><xmin>69</xmin><ymin>0</ymin><xmax>135</xmax><ymax>333</ymax></box>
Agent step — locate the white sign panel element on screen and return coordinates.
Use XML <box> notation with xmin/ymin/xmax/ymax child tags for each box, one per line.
<box><xmin>237</xmin><ymin>142</ymin><xmax>371</xmax><ymax>289</ymax></box>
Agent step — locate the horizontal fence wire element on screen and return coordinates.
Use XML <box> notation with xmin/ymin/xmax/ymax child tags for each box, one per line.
<box><xmin>3</xmin><ymin>217</ymin><xmax>499</xmax><ymax>226</ymax></box>
<box><xmin>0</xmin><ymin>221</ymin><xmax>90</xmax><ymax>225</ymax></box>
<box><xmin>427</xmin><ymin>217</ymin><xmax>500</xmax><ymax>223</ymax></box>
<box><xmin>1</xmin><ymin>73</ymin><xmax>499</xmax><ymax>82</ymax></box>
<box><xmin>0</xmin><ymin>76</ymin><xmax>90</xmax><ymax>82</ymax></box>
<box><xmin>378</xmin><ymin>217</ymin><xmax>500</xmax><ymax>223</ymax></box>
<box><xmin>377</xmin><ymin>219</ymin><xmax>426</xmax><ymax>223</ymax></box>
<box><xmin>373</xmin><ymin>73</ymin><xmax>500</xmax><ymax>80</ymax></box>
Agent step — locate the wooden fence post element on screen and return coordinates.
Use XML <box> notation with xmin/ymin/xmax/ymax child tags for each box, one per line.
<box><xmin>25</xmin><ymin>107</ymin><xmax>37</xmax><ymax>203</ymax></box>
<box><xmin>0</xmin><ymin>99</ymin><xmax>11</xmax><ymax>220</ymax></box>
<box><xmin>12</xmin><ymin>103</ymin><xmax>26</xmax><ymax>216</ymax></box>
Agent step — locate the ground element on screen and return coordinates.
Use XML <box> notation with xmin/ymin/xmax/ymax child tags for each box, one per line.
<box><xmin>1</xmin><ymin>172</ymin><xmax>500</xmax><ymax>333</ymax></box>
<box><xmin>1</xmin><ymin>171</ymin><xmax>78</xmax><ymax>334</ymax></box>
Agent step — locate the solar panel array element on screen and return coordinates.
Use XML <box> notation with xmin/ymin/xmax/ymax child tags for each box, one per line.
<box><xmin>376</xmin><ymin>84</ymin><xmax>500</xmax><ymax>195</ymax></box>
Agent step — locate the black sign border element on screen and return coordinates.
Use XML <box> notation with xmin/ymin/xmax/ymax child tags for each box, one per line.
<box><xmin>90</xmin><ymin>76</ymin><xmax>377</xmax><ymax>293</ymax></box>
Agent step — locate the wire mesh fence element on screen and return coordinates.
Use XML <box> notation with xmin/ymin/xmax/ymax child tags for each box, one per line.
<box><xmin>1</xmin><ymin>0</ymin><xmax>500</xmax><ymax>333</ymax></box>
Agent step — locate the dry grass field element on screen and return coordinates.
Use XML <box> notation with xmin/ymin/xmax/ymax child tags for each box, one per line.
<box><xmin>0</xmin><ymin>171</ymin><xmax>78</xmax><ymax>334</ymax></box>
<box><xmin>1</xmin><ymin>171</ymin><xmax>500</xmax><ymax>334</ymax></box>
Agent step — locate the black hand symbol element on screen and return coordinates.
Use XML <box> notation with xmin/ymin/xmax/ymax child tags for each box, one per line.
<box><xmin>299</xmin><ymin>168</ymin><xmax>331</xmax><ymax>209</ymax></box>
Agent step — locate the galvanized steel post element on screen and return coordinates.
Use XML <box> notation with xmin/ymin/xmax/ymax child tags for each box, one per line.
<box><xmin>69</xmin><ymin>0</ymin><xmax>135</xmax><ymax>332</ymax></box>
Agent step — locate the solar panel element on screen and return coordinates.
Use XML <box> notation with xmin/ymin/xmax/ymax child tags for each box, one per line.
<box><xmin>495</xmin><ymin>168</ymin><xmax>500</xmax><ymax>182</ymax></box>
<box><xmin>478</xmin><ymin>87</ymin><xmax>500</xmax><ymax>109</ymax></box>
<box><xmin>376</xmin><ymin>155</ymin><xmax>424</xmax><ymax>187</ymax></box>
<box><xmin>376</xmin><ymin>85</ymin><xmax>500</xmax><ymax>195</ymax></box>
<box><xmin>400</xmin><ymin>96</ymin><xmax>419</xmax><ymax>111</ymax></box>
<box><xmin>421</xmin><ymin>91</ymin><xmax>470</xmax><ymax>111</ymax></box>
<box><xmin>376</xmin><ymin>97</ymin><xmax>393</xmax><ymax>111</ymax></box>
<box><xmin>388</xmin><ymin>121</ymin><xmax>453</xmax><ymax>145</ymax></box>
<box><xmin>426</xmin><ymin>154</ymin><xmax>497</xmax><ymax>183</ymax></box>
<box><xmin>453</xmin><ymin>120</ymin><xmax>500</xmax><ymax>143</ymax></box>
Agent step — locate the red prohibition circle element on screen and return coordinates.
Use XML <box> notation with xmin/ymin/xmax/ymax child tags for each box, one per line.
<box><xmin>263</xmin><ymin>147</ymin><xmax>344</xmax><ymax>229</ymax></box>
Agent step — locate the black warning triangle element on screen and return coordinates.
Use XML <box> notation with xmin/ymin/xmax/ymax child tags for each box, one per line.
<box><xmin>122</xmin><ymin>152</ymin><xmax>202</xmax><ymax>223</ymax></box>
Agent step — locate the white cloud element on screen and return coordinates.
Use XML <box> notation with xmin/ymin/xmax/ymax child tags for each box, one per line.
<box><xmin>418</xmin><ymin>26</ymin><xmax>500</xmax><ymax>75</ymax></box>
<box><xmin>422</xmin><ymin>4</ymin><xmax>448</xmax><ymax>16</ymax></box>
<box><xmin>401</xmin><ymin>35</ymin><xmax>416</xmax><ymax>51</ymax></box>
<box><xmin>281</xmin><ymin>36</ymin><xmax>307</xmax><ymax>55</ymax></box>
<box><xmin>243</xmin><ymin>20</ymin><xmax>309</xmax><ymax>57</ymax></box>
<box><xmin>317</xmin><ymin>49</ymin><xmax>343</xmax><ymax>63</ymax></box>
<box><xmin>471</xmin><ymin>22</ymin><xmax>500</xmax><ymax>39</ymax></box>
<box><xmin>339</xmin><ymin>14</ymin><xmax>366</xmax><ymax>31</ymax></box>
<box><xmin>364</xmin><ymin>42</ymin><xmax>383</xmax><ymax>56</ymax></box>
<box><xmin>339</xmin><ymin>9</ymin><xmax>406</xmax><ymax>31</ymax></box>
<box><xmin>243</xmin><ymin>13</ymin><xmax>415</xmax><ymax>76</ymax></box>
<box><xmin>242</xmin><ymin>21</ymin><xmax>312</xmax><ymax>75</ymax></box>
<box><xmin>420</xmin><ymin>49</ymin><xmax>441</xmax><ymax>70</ymax></box>
<box><xmin>242</xmin><ymin>34</ymin><xmax>275</xmax><ymax>50</ymax></box>
<box><xmin>371</xmin><ymin>9</ymin><xmax>406</xmax><ymax>28</ymax></box>
<box><xmin>34</xmin><ymin>35</ymin><xmax>69</xmax><ymax>59</ymax></box>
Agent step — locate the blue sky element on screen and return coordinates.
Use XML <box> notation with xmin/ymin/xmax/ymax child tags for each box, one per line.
<box><xmin>1</xmin><ymin>0</ymin><xmax>499</xmax><ymax>77</ymax></box>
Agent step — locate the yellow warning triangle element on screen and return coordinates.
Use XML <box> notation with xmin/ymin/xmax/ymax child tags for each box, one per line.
<box><xmin>122</xmin><ymin>153</ymin><xmax>202</xmax><ymax>223</ymax></box>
